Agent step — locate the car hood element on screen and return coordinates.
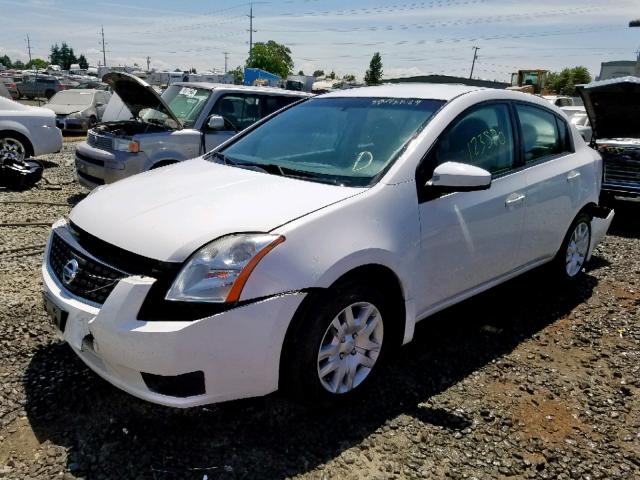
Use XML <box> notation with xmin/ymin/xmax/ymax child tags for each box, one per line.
<box><xmin>578</xmin><ymin>76</ymin><xmax>640</xmax><ymax>140</ymax></box>
<box><xmin>43</xmin><ymin>104</ymin><xmax>88</xmax><ymax>115</ymax></box>
<box><xmin>102</xmin><ymin>72</ymin><xmax>182</xmax><ymax>129</ymax></box>
<box><xmin>70</xmin><ymin>158</ymin><xmax>364</xmax><ymax>262</ymax></box>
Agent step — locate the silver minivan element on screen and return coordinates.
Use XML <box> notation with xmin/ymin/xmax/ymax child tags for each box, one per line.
<box><xmin>74</xmin><ymin>73</ymin><xmax>310</xmax><ymax>188</ymax></box>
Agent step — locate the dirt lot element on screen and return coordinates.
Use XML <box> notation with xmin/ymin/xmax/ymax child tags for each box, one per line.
<box><xmin>0</xmin><ymin>140</ymin><xmax>639</xmax><ymax>479</ymax></box>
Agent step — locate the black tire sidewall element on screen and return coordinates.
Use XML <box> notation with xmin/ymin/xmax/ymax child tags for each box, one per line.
<box><xmin>285</xmin><ymin>281</ymin><xmax>392</xmax><ymax>406</ymax></box>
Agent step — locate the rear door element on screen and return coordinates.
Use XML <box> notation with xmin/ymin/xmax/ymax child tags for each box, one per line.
<box><xmin>516</xmin><ymin>103</ymin><xmax>584</xmax><ymax>263</ymax></box>
<box><xmin>414</xmin><ymin>102</ymin><xmax>526</xmax><ymax>313</ymax></box>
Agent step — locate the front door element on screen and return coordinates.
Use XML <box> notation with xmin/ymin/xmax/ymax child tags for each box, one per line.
<box><xmin>414</xmin><ymin>102</ymin><xmax>526</xmax><ymax>315</ymax></box>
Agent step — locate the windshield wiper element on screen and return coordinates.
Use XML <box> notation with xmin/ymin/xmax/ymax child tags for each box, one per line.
<box><xmin>208</xmin><ymin>153</ymin><xmax>342</xmax><ymax>184</ymax></box>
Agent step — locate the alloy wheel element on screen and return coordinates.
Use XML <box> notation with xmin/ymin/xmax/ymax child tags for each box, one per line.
<box><xmin>565</xmin><ymin>221</ymin><xmax>590</xmax><ymax>277</ymax></box>
<box><xmin>316</xmin><ymin>301</ymin><xmax>384</xmax><ymax>394</ymax></box>
<box><xmin>0</xmin><ymin>137</ymin><xmax>26</xmax><ymax>163</ymax></box>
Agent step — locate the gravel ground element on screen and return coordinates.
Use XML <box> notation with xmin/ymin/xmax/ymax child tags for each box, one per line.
<box><xmin>0</xmin><ymin>142</ymin><xmax>639</xmax><ymax>479</ymax></box>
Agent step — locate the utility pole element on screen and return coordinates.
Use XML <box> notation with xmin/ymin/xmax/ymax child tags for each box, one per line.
<box><xmin>146</xmin><ymin>56</ymin><xmax>151</xmax><ymax>71</ymax></box>
<box><xmin>26</xmin><ymin>34</ymin><xmax>32</xmax><ymax>63</ymax></box>
<box><xmin>247</xmin><ymin>3</ymin><xmax>256</xmax><ymax>62</ymax></box>
<box><xmin>224</xmin><ymin>52</ymin><xmax>229</xmax><ymax>73</ymax></box>
<box><xmin>469</xmin><ymin>46</ymin><xmax>479</xmax><ymax>79</ymax></box>
<box><xmin>100</xmin><ymin>25</ymin><xmax>107</xmax><ymax>67</ymax></box>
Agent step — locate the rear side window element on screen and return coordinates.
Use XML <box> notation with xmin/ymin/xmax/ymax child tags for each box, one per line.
<box><xmin>212</xmin><ymin>94</ymin><xmax>262</xmax><ymax>130</ymax></box>
<box><xmin>515</xmin><ymin>104</ymin><xmax>566</xmax><ymax>163</ymax></box>
<box><xmin>429</xmin><ymin>103</ymin><xmax>515</xmax><ymax>176</ymax></box>
<box><xmin>263</xmin><ymin>95</ymin><xmax>299</xmax><ymax>116</ymax></box>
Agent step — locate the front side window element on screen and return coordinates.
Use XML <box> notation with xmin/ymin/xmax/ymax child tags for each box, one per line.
<box><xmin>429</xmin><ymin>103</ymin><xmax>515</xmax><ymax>176</ymax></box>
<box><xmin>215</xmin><ymin>97</ymin><xmax>444</xmax><ymax>187</ymax></box>
<box><xmin>515</xmin><ymin>104</ymin><xmax>563</xmax><ymax>163</ymax></box>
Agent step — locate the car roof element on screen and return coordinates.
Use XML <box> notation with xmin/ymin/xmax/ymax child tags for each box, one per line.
<box><xmin>317</xmin><ymin>83</ymin><xmax>481</xmax><ymax>101</ymax></box>
<box><xmin>171</xmin><ymin>82</ymin><xmax>312</xmax><ymax>97</ymax></box>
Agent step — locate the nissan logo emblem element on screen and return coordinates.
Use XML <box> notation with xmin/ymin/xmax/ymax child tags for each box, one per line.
<box><xmin>62</xmin><ymin>259</ymin><xmax>79</xmax><ymax>285</ymax></box>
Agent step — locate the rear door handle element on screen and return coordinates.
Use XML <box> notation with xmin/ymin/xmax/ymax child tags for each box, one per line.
<box><xmin>567</xmin><ymin>171</ymin><xmax>581</xmax><ymax>182</ymax></box>
<box><xmin>505</xmin><ymin>192</ymin><xmax>526</xmax><ymax>207</ymax></box>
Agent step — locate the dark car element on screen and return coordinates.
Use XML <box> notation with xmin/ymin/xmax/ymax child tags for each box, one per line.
<box><xmin>579</xmin><ymin>76</ymin><xmax>640</xmax><ymax>202</ymax></box>
<box><xmin>17</xmin><ymin>74</ymin><xmax>75</xmax><ymax>100</ymax></box>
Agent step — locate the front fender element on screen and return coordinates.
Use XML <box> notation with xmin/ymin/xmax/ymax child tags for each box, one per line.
<box><xmin>0</xmin><ymin>121</ymin><xmax>33</xmax><ymax>142</ymax></box>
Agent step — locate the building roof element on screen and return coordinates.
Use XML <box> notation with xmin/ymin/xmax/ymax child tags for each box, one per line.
<box><xmin>318</xmin><ymin>82</ymin><xmax>481</xmax><ymax>101</ymax></box>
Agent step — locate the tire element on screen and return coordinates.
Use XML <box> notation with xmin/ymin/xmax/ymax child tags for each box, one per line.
<box><xmin>150</xmin><ymin>160</ymin><xmax>177</xmax><ymax>170</ymax></box>
<box><xmin>44</xmin><ymin>89</ymin><xmax>55</xmax><ymax>100</ymax></box>
<box><xmin>89</xmin><ymin>116</ymin><xmax>97</xmax><ymax>127</ymax></box>
<box><xmin>283</xmin><ymin>280</ymin><xmax>392</xmax><ymax>407</ymax></box>
<box><xmin>551</xmin><ymin>212</ymin><xmax>592</xmax><ymax>282</ymax></box>
<box><xmin>0</xmin><ymin>132</ymin><xmax>31</xmax><ymax>163</ymax></box>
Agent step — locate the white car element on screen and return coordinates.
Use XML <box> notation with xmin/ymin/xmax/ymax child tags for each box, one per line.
<box><xmin>0</xmin><ymin>97</ymin><xmax>62</xmax><ymax>163</ymax></box>
<box><xmin>41</xmin><ymin>84</ymin><xmax>613</xmax><ymax>407</ymax></box>
<box><xmin>42</xmin><ymin>89</ymin><xmax>111</xmax><ymax>132</ymax></box>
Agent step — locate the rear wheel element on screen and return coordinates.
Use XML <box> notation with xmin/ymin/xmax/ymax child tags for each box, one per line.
<box><xmin>552</xmin><ymin>212</ymin><xmax>592</xmax><ymax>281</ymax></box>
<box><xmin>283</xmin><ymin>281</ymin><xmax>391</xmax><ymax>406</ymax></box>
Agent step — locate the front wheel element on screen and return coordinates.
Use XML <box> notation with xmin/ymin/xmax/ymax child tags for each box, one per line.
<box><xmin>283</xmin><ymin>282</ymin><xmax>390</xmax><ymax>406</ymax></box>
<box><xmin>552</xmin><ymin>212</ymin><xmax>592</xmax><ymax>281</ymax></box>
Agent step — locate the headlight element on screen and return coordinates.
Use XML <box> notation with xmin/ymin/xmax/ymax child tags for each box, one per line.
<box><xmin>166</xmin><ymin>234</ymin><xmax>285</xmax><ymax>303</ymax></box>
<box><xmin>67</xmin><ymin>111</ymin><xmax>83</xmax><ymax>120</ymax></box>
<box><xmin>114</xmin><ymin>138</ymin><xmax>141</xmax><ymax>153</ymax></box>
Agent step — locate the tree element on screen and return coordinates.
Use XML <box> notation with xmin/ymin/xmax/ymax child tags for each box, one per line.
<box><xmin>547</xmin><ymin>66</ymin><xmax>592</xmax><ymax>96</ymax></box>
<box><xmin>246</xmin><ymin>40</ymin><xmax>294</xmax><ymax>79</ymax></box>
<box><xmin>343</xmin><ymin>74</ymin><xmax>356</xmax><ymax>82</ymax></box>
<box><xmin>12</xmin><ymin>60</ymin><xmax>25</xmax><ymax>69</ymax></box>
<box><xmin>0</xmin><ymin>55</ymin><xmax>11</xmax><ymax>68</ymax></box>
<box><xmin>78</xmin><ymin>54</ymin><xmax>89</xmax><ymax>69</ymax></box>
<box><xmin>26</xmin><ymin>58</ymin><xmax>48</xmax><ymax>70</ymax></box>
<box><xmin>50</xmin><ymin>42</ymin><xmax>78</xmax><ymax>70</ymax></box>
<box><xmin>231</xmin><ymin>66</ymin><xmax>244</xmax><ymax>85</ymax></box>
<box><xmin>328</xmin><ymin>71</ymin><xmax>336</xmax><ymax>80</ymax></box>
<box><xmin>364</xmin><ymin>52</ymin><xmax>383</xmax><ymax>86</ymax></box>
<box><xmin>297</xmin><ymin>70</ymin><xmax>304</xmax><ymax>76</ymax></box>
<box><xmin>312</xmin><ymin>69</ymin><xmax>324</xmax><ymax>78</ymax></box>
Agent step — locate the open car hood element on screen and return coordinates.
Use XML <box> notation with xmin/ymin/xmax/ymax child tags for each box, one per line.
<box><xmin>102</xmin><ymin>72</ymin><xmax>182</xmax><ymax>129</ymax></box>
<box><xmin>578</xmin><ymin>76</ymin><xmax>640</xmax><ymax>140</ymax></box>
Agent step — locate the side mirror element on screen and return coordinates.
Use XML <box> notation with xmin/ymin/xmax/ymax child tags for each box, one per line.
<box><xmin>206</xmin><ymin>115</ymin><xmax>226</xmax><ymax>130</ymax></box>
<box><xmin>426</xmin><ymin>161</ymin><xmax>491</xmax><ymax>192</ymax></box>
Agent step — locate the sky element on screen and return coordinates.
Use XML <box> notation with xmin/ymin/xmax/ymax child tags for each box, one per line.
<box><xmin>1</xmin><ymin>0</ymin><xmax>639</xmax><ymax>82</ymax></box>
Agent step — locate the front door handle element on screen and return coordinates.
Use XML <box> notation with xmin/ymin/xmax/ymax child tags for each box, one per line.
<box><xmin>567</xmin><ymin>171</ymin><xmax>581</xmax><ymax>182</ymax></box>
<box><xmin>505</xmin><ymin>192</ymin><xmax>526</xmax><ymax>207</ymax></box>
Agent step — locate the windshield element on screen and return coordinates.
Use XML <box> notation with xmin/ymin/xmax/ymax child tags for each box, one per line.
<box><xmin>216</xmin><ymin>97</ymin><xmax>444</xmax><ymax>187</ymax></box>
<box><xmin>49</xmin><ymin>90</ymin><xmax>94</xmax><ymax>106</ymax></box>
<box><xmin>140</xmin><ymin>85</ymin><xmax>210</xmax><ymax>128</ymax></box>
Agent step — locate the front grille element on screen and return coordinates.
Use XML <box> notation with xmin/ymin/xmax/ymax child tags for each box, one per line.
<box><xmin>603</xmin><ymin>149</ymin><xmax>640</xmax><ymax>189</ymax></box>
<box><xmin>87</xmin><ymin>132</ymin><xmax>113</xmax><ymax>151</ymax></box>
<box><xmin>48</xmin><ymin>233</ymin><xmax>129</xmax><ymax>304</ymax></box>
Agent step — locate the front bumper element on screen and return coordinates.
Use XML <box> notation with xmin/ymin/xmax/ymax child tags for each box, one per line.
<box><xmin>57</xmin><ymin>117</ymin><xmax>91</xmax><ymax>132</ymax></box>
<box><xmin>75</xmin><ymin>142</ymin><xmax>147</xmax><ymax>189</ymax></box>
<box><xmin>41</xmin><ymin>224</ymin><xmax>306</xmax><ymax>407</ymax></box>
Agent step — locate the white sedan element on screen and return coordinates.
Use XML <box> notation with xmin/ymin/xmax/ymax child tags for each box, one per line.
<box><xmin>0</xmin><ymin>97</ymin><xmax>62</xmax><ymax>163</ymax></box>
<box><xmin>41</xmin><ymin>84</ymin><xmax>613</xmax><ymax>407</ymax></box>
